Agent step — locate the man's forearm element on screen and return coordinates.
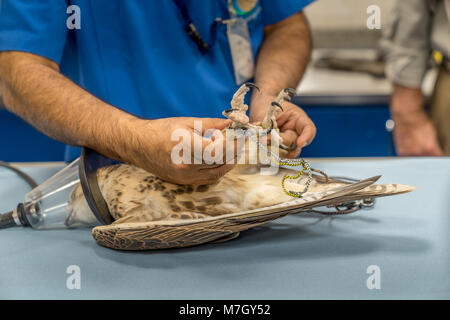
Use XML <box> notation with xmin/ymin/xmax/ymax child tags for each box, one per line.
<box><xmin>0</xmin><ymin>51</ymin><xmax>240</xmax><ymax>184</ymax></box>
<box><xmin>0</xmin><ymin>51</ymin><xmax>146</xmax><ymax>162</ymax></box>
<box><xmin>389</xmin><ymin>83</ymin><xmax>443</xmax><ymax>156</ymax></box>
<box><xmin>391</xmin><ymin>84</ymin><xmax>424</xmax><ymax>119</ymax></box>
<box><xmin>251</xmin><ymin>12</ymin><xmax>311</xmax><ymax>118</ymax></box>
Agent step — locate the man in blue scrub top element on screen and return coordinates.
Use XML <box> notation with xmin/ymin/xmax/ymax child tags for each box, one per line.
<box><xmin>0</xmin><ymin>0</ymin><xmax>316</xmax><ymax>185</ymax></box>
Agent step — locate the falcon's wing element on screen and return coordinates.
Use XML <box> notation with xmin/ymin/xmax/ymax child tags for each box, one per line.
<box><xmin>92</xmin><ymin>176</ymin><xmax>415</xmax><ymax>250</ymax></box>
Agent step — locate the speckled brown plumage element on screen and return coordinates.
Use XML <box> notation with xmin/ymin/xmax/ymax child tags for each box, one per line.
<box><xmin>77</xmin><ymin>164</ymin><xmax>415</xmax><ymax>250</ymax></box>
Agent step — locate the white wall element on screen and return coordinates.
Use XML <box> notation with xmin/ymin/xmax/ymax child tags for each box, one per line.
<box><xmin>305</xmin><ymin>0</ymin><xmax>394</xmax><ymax>31</ymax></box>
<box><xmin>304</xmin><ymin>0</ymin><xmax>395</xmax><ymax>48</ymax></box>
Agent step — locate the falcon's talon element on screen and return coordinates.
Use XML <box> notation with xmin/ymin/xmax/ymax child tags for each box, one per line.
<box><xmin>261</xmin><ymin>100</ymin><xmax>284</xmax><ymax>131</ymax></box>
<box><xmin>227</xmin><ymin>82</ymin><xmax>260</xmax><ymax>128</ymax></box>
<box><xmin>283</xmin><ymin>88</ymin><xmax>296</xmax><ymax>96</ymax></box>
<box><xmin>224</xmin><ymin>86</ymin><xmax>296</xmax><ymax>152</ymax></box>
<box><xmin>264</xmin><ymin>119</ymin><xmax>275</xmax><ymax>134</ymax></box>
<box><xmin>276</xmin><ymin>88</ymin><xmax>296</xmax><ymax>103</ymax></box>
<box><xmin>223</xmin><ymin>108</ymin><xmax>241</xmax><ymax>114</ymax></box>
<box><xmin>244</xmin><ymin>82</ymin><xmax>260</xmax><ymax>92</ymax></box>
<box><xmin>271</xmin><ymin>101</ymin><xmax>283</xmax><ymax>112</ymax></box>
<box><xmin>231</xmin><ymin>82</ymin><xmax>259</xmax><ymax>111</ymax></box>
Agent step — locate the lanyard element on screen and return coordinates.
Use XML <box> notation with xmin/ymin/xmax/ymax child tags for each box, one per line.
<box><xmin>173</xmin><ymin>0</ymin><xmax>221</xmax><ymax>55</ymax></box>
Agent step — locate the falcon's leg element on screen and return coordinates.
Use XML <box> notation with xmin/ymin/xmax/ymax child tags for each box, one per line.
<box><xmin>223</xmin><ymin>82</ymin><xmax>259</xmax><ymax>129</ymax></box>
<box><xmin>261</xmin><ymin>88</ymin><xmax>297</xmax><ymax>151</ymax></box>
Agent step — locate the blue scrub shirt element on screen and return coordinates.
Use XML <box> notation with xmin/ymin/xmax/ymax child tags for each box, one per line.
<box><xmin>0</xmin><ymin>0</ymin><xmax>314</xmax><ymax>161</ymax></box>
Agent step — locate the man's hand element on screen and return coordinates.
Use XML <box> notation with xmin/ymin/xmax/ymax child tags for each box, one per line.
<box><xmin>127</xmin><ymin>117</ymin><xmax>235</xmax><ymax>185</ymax></box>
<box><xmin>392</xmin><ymin>110</ymin><xmax>443</xmax><ymax>156</ymax></box>
<box><xmin>391</xmin><ymin>84</ymin><xmax>443</xmax><ymax>156</ymax></box>
<box><xmin>250</xmin><ymin>93</ymin><xmax>316</xmax><ymax>158</ymax></box>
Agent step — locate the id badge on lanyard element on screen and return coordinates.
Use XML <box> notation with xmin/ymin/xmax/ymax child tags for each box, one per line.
<box><xmin>226</xmin><ymin>0</ymin><xmax>257</xmax><ymax>85</ymax></box>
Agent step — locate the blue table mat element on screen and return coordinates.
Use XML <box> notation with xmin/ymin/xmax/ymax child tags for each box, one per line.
<box><xmin>0</xmin><ymin>159</ymin><xmax>449</xmax><ymax>299</ymax></box>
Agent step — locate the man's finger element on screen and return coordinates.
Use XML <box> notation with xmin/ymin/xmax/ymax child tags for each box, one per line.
<box><xmin>296</xmin><ymin>122</ymin><xmax>316</xmax><ymax>150</ymax></box>
<box><xmin>200</xmin><ymin>118</ymin><xmax>232</xmax><ymax>132</ymax></box>
<box><xmin>275</xmin><ymin>109</ymin><xmax>293</xmax><ymax>127</ymax></box>
<box><xmin>279</xmin><ymin>129</ymin><xmax>298</xmax><ymax>148</ymax></box>
<box><xmin>197</xmin><ymin>163</ymin><xmax>235</xmax><ymax>182</ymax></box>
<box><xmin>190</xmin><ymin>130</ymin><xmax>228</xmax><ymax>164</ymax></box>
<box><xmin>199</xmin><ymin>133</ymin><xmax>242</xmax><ymax>165</ymax></box>
<box><xmin>285</xmin><ymin>146</ymin><xmax>302</xmax><ymax>159</ymax></box>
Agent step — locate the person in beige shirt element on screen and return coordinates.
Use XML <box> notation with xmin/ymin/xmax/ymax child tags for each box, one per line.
<box><xmin>382</xmin><ymin>0</ymin><xmax>450</xmax><ymax>156</ymax></box>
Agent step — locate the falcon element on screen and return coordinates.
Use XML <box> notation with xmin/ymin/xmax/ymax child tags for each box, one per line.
<box><xmin>66</xmin><ymin>83</ymin><xmax>415</xmax><ymax>250</ymax></box>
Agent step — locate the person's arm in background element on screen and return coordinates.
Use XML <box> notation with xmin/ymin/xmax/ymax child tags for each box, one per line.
<box><xmin>381</xmin><ymin>0</ymin><xmax>443</xmax><ymax>156</ymax></box>
<box><xmin>390</xmin><ymin>85</ymin><xmax>442</xmax><ymax>156</ymax></box>
<box><xmin>0</xmin><ymin>51</ymin><xmax>233</xmax><ymax>184</ymax></box>
<box><xmin>250</xmin><ymin>11</ymin><xmax>316</xmax><ymax>158</ymax></box>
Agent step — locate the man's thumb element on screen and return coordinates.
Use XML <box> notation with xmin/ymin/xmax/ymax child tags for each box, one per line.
<box><xmin>200</xmin><ymin>118</ymin><xmax>232</xmax><ymax>133</ymax></box>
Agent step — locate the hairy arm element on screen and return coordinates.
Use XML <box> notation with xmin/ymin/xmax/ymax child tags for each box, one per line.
<box><xmin>252</xmin><ymin>11</ymin><xmax>311</xmax><ymax>101</ymax></box>
<box><xmin>250</xmin><ymin>12</ymin><xmax>315</xmax><ymax>157</ymax></box>
<box><xmin>0</xmin><ymin>51</ymin><xmax>233</xmax><ymax>184</ymax></box>
<box><xmin>0</xmin><ymin>51</ymin><xmax>139</xmax><ymax>160</ymax></box>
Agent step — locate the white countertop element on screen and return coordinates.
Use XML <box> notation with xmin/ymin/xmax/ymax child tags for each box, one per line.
<box><xmin>295</xmin><ymin>49</ymin><xmax>438</xmax><ymax>105</ymax></box>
